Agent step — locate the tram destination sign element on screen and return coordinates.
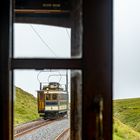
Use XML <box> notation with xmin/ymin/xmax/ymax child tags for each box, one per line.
<box><xmin>15</xmin><ymin>0</ymin><xmax>70</xmax><ymax>15</ymax></box>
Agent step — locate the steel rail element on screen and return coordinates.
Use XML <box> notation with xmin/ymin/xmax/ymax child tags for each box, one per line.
<box><xmin>14</xmin><ymin>119</ymin><xmax>54</xmax><ymax>138</ymax></box>
<box><xmin>55</xmin><ymin>128</ymin><xmax>70</xmax><ymax>140</ymax></box>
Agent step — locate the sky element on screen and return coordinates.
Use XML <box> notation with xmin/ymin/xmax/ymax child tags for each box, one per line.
<box><xmin>14</xmin><ymin>0</ymin><xmax>140</xmax><ymax>99</ymax></box>
<box><xmin>14</xmin><ymin>24</ymin><xmax>71</xmax><ymax>58</ymax></box>
<box><xmin>113</xmin><ymin>0</ymin><xmax>140</xmax><ymax>99</ymax></box>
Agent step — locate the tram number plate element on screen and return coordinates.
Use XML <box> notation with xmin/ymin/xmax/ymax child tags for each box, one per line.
<box><xmin>15</xmin><ymin>0</ymin><xmax>70</xmax><ymax>11</ymax></box>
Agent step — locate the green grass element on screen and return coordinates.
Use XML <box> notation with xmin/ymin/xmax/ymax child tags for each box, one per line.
<box><xmin>14</xmin><ymin>87</ymin><xmax>40</xmax><ymax>126</ymax></box>
<box><xmin>113</xmin><ymin>117</ymin><xmax>140</xmax><ymax>140</ymax></box>
<box><xmin>113</xmin><ymin>98</ymin><xmax>140</xmax><ymax>132</ymax></box>
<box><xmin>113</xmin><ymin>98</ymin><xmax>140</xmax><ymax>140</ymax></box>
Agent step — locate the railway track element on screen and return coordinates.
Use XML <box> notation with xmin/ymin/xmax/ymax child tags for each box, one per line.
<box><xmin>55</xmin><ymin>128</ymin><xmax>70</xmax><ymax>140</ymax></box>
<box><xmin>14</xmin><ymin>119</ymin><xmax>55</xmax><ymax>138</ymax></box>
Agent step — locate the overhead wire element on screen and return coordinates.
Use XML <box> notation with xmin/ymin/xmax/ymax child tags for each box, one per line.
<box><xmin>31</xmin><ymin>25</ymin><xmax>70</xmax><ymax>94</ymax></box>
<box><xmin>30</xmin><ymin>24</ymin><xmax>64</xmax><ymax>83</ymax></box>
<box><xmin>66</xmin><ymin>28</ymin><xmax>71</xmax><ymax>39</ymax></box>
<box><xmin>30</xmin><ymin>24</ymin><xmax>57</xmax><ymax>57</ymax></box>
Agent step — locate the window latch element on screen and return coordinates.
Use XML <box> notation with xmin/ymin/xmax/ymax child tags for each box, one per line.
<box><xmin>92</xmin><ymin>96</ymin><xmax>104</xmax><ymax>140</ymax></box>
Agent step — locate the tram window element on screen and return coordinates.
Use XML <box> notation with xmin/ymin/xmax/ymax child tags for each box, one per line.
<box><xmin>12</xmin><ymin>0</ymin><xmax>83</xmax><ymax>139</ymax></box>
<box><xmin>14</xmin><ymin>24</ymin><xmax>72</xmax><ymax>58</ymax></box>
<box><xmin>52</xmin><ymin>94</ymin><xmax>57</xmax><ymax>100</ymax></box>
<box><xmin>59</xmin><ymin>94</ymin><xmax>68</xmax><ymax>100</ymax></box>
<box><xmin>39</xmin><ymin>92</ymin><xmax>44</xmax><ymax>100</ymax></box>
<box><xmin>46</xmin><ymin>94</ymin><xmax>51</xmax><ymax>100</ymax></box>
<box><xmin>14</xmin><ymin>0</ymin><xmax>83</xmax><ymax>58</ymax></box>
<box><xmin>13</xmin><ymin>69</ymin><xmax>82</xmax><ymax>140</ymax></box>
<box><xmin>1</xmin><ymin>0</ymin><xmax>113</xmax><ymax>139</ymax></box>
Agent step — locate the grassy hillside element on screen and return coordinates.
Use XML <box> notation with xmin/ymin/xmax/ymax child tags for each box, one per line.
<box><xmin>14</xmin><ymin>87</ymin><xmax>40</xmax><ymax>126</ymax></box>
<box><xmin>113</xmin><ymin>117</ymin><xmax>140</xmax><ymax>140</ymax></box>
<box><xmin>113</xmin><ymin>98</ymin><xmax>140</xmax><ymax>132</ymax></box>
<box><xmin>113</xmin><ymin>98</ymin><xmax>140</xmax><ymax>140</ymax></box>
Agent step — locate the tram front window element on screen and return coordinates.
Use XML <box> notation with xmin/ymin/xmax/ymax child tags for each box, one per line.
<box><xmin>46</xmin><ymin>94</ymin><xmax>51</xmax><ymax>100</ymax></box>
<box><xmin>52</xmin><ymin>94</ymin><xmax>57</xmax><ymax>100</ymax></box>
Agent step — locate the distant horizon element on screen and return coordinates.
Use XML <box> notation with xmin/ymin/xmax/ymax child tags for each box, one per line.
<box><xmin>14</xmin><ymin>84</ymin><xmax>140</xmax><ymax>100</ymax></box>
<box><xmin>113</xmin><ymin>96</ymin><xmax>140</xmax><ymax>100</ymax></box>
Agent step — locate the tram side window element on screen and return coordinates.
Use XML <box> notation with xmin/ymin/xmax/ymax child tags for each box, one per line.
<box><xmin>52</xmin><ymin>94</ymin><xmax>57</xmax><ymax>100</ymax></box>
<box><xmin>59</xmin><ymin>94</ymin><xmax>68</xmax><ymax>100</ymax></box>
<box><xmin>39</xmin><ymin>92</ymin><xmax>44</xmax><ymax>100</ymax></box>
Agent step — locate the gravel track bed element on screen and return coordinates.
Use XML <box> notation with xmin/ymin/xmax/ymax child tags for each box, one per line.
<box><xmin>15</xmin><ymin>118</ymin><xmax>69</xmax><ymax>140</ymax></box>
<box><xmin>15</xmin><ymin>119</ymin><xmax>45</xmax><ymax>134</ymax></box>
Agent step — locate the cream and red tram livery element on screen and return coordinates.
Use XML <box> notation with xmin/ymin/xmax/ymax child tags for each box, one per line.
<box><xmin>37</xmin><ymin>82</ymin><xmax>68</xmax><ymax>119</ymax></box>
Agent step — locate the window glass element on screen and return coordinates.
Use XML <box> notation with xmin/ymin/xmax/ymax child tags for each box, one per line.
<box><xmin>14</xmin><ymin>0</ymin><xmax>83</xmax><ymax>58</ymax></box>
<box><xmin>52</xmin><ymin>94</ymin><xmax>57</xmax><ymax>100</ymax></box>
<box><xmin>14</xmin><ymin>69</ymin><xmax>82</xmax><ymax>140</ymax></box>
<box><xmin>14</xmin><ymin>23</ymin><xmax>71</xmax><ymax>58</ymax></box>
<box><xmin>46</xmin><ymin>94</ymin><xmax>51</xmax><ymax>100</ymax></box>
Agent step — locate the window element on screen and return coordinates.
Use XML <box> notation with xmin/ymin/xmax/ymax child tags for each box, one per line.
<box><xmin>13</xmin><ymin>0</ymin><xmax>83</xmax><ymax>139</ymax></box>
<box><xmin>14</xmin><ymin>23</ymin><xmax>72</xmax><ymax>58</ymax></box>
<box><xmin>0</xmin><ymin>0</ymin><xmax>112</xmax><ymax>139</ymax></box>
<box><xmin>52</xmin><ymin>94</ymin><xmax>57</xmax><ymax>100</ymax></box>
<box><xmin>46</xmin><ymin>94</ymin><xmax>51</xmax><ymax>100</ymax></box>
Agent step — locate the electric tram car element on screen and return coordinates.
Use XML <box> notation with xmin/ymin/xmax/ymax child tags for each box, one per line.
<box><xmin>37</xmin><ymin>82</ymin><xmax>68</xmax><ymax>119</ymax></box>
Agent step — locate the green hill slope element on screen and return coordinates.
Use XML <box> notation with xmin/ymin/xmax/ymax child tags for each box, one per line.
<box><xmin>113</xmin><ymin>98</ymin><xmax>140</xmax><ymax>132</ymax></box>
<box><xmin>113</xmin><ymin>117</ymin><xmax>140</xmax><ymax>140</ymax></box>
<box><xmin>14</xmin><ymin>87</ymin><xmax>39</xmax><ymax>126</ymax></box>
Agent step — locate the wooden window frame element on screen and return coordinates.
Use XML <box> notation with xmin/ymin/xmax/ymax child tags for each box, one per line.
<box><xmin>0</xmin><ymin>0</ymin><xmax>112</xmax><ymax>140</ymax></box>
